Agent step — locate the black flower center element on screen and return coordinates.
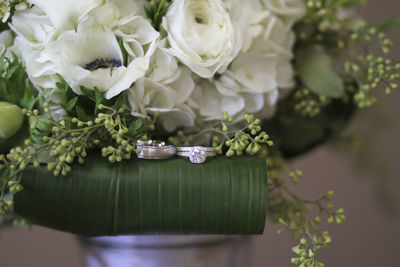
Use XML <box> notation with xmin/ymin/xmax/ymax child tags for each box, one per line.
<box><xmin>84</xmin><ymin>58</ymin><xmax>122</xmax><ymax>71</ymax></box>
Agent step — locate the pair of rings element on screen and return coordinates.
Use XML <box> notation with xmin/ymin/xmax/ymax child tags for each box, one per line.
<box><xmin>136</xmin><ymin>140</ymin><xmax>217</xmax><ymax>164</ymax></box>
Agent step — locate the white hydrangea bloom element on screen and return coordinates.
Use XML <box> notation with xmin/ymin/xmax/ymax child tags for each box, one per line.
<box><xmin>128</xmin><ymin>40</ymin><xmax>196</xmax><ymax>132</ymax></box>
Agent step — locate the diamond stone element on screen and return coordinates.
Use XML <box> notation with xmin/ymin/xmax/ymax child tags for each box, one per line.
<box><xmin>189</xmin><ymin>147</ymin><xmax>206</xmax><ymax>164</ymax></box>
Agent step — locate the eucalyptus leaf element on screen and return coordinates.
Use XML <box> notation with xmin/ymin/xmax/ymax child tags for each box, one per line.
<box><xmin>15</xmin><ymin>155</ymin><xmax>268</xmax><ymax>236</ymax></box>
<box><xmin>296</xmin><ymin>46</ymin><xmax>344</xmax><ymax>98</ymax></box>
<box><xmin>378</xmin><ymin>15</ymin><xmax>400</xmax><ymax>32</ymax></box>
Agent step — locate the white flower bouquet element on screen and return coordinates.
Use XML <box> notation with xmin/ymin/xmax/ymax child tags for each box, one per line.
<box><xmin>0</xmin><ymin>0</ymin><xmax>399</xmax><ymax>265</ymax></box>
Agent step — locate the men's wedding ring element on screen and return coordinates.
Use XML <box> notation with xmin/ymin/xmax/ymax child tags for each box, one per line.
<box><xmin>136</xmin><ymin>140</ymin><xmax>176</xmax><ymax>159</ymax></box>
<box><xmin>176</xmin><ymin>146</ymin><xmax>217</xmax><ymax>164</ymax></box>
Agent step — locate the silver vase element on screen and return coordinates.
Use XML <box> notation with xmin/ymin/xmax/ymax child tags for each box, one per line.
<box><xmin>79</xmin><ymin>235</ymin><xmax>253</xmax><ymax>267</ymax></box>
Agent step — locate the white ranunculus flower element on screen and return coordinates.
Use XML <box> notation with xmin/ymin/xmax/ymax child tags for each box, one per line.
<box><xmin>223</xmin><ymin>0</ymin><xmax>270</xmax><ymax>52</ymax></box>
<box><xmin>28</xmin><ymin>0</ymin><xmax>104</xmax><ymax>30</ymax></box>
<box><xmin>162</xmin><ymin>0</ymin><xmax>245</xmax><ymax>78</ymax></box>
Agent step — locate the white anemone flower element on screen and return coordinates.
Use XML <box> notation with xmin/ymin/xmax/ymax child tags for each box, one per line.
<box><xmin>28</xmin><ymin>0</ymin><xmax>104</xmax><ymax>30</ymax></box>
<box><xmin>41</xmin><ymin>24</ymin><xmax>156</xmax><ymax>99</ymax></box>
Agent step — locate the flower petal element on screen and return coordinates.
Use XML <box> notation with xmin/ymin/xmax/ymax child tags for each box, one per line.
<box><xmin>106</xmin><ymin>57</ymin><xmax>149</xmax><ymax>99</ymax></box>
<box><xmin>29</xmin><ymin>0</ymin><xmax>104</xmax><ymax>30</ymax></box>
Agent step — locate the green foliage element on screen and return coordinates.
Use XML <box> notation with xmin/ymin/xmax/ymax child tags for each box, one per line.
<box><xmin>267</xmin><ymin>150</ymin><xmax>345</xmax><ymax>267</ymax></box>
<box><xmin>168</xmin><ymin>111</ymin><xmax>274</xmax><ymax>157</ymax></box>
<box><xmin>295</xmin><ymin>1</ymin><xmax>399</xmax><ymax>115</ymax></box>
<box><xmin>0</xmin><ymin>92</ymin><xmax>155</xmax><ymax>217</ymax></box>
<box><xmin>293</xmin><ymin>88</ymin><xmax>331</xmax><ymax>117</ymax></box>
<box><xmin>0</xmin><ymin>52</ymin><xmax>36</xmax><ymax>110</ymax></box>
<box><xmin>378</xmin><ymin>16</ymin><xmax>400</xmax><ymax>32</ymax></box>
<box><xmin>296</xmin><ymin>45</ymin><xmax>344</xmax><ymax>98</ymax></box>
<box><xmin>303</xmin><ymin>0</ymin><xmax>365</xmax><ymax>28</ymax></box>
<box><xmin>144</xmin><ymin>0</ymin><xmax>171</xmax><ymax>31</ymax></box>
<box><xmin>343</xmin><ymin>24</ymin><xmax>400</xmax><ymax>108</ymax></box>
<box><xmin>14</xmin><ymin>156</ymin><xmax>267</xmax><ymax>236</ymax></box>
<box><xmin>0</xmin><ymin>1</ymin><xmax>30</xmax><ymax>24</ymax></box>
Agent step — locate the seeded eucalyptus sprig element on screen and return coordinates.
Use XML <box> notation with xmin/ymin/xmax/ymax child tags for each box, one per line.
<box><xmin>169</xmin><ymin>112</ymin><xmax>274</xmax><ymax>156</ymax></box>
<box><xmin>265</xmin><ymin>150</ymin><xmax>345</xmax><ymax>267</ymax></box>
<box><xmin>0</xmin><ymin>100</ymin><xmax>155</xmax><ymax>216</ymax></box>
<box><xmin>295</xmin><ymin>0</ymin><xmax>400</xmax><ymax>115</ymax></box>
<box><xmin>144</xmin><ymin>0</ymin><xmax>171</xmax><ymax>31</ymax></box>
<box><xmin>343</xmin><ymin>24</ymin><xmax>400</xmax><ymax>107</ymax></box>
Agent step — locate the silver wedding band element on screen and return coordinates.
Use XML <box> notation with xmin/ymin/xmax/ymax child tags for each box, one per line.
<box><xmin>136</xmin><ymin>140</ymin><xmax>176</xmax><ymax>160</ymax></box>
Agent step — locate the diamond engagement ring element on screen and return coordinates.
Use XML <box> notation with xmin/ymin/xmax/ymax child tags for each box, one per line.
<box><xmin>176</xmin><ymin>146</ymin><xmax>217</xmax><ymax>164</ymax></box>
<box><xmin>136</xmin><ymin>140</ymin><xmax>176</xmax><ymax>159</ymax></box>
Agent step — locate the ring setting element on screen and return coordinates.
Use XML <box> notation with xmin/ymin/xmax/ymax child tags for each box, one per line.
<box><xmin>177</xmin><ymin>146</ymin><xmax>217</xmax><ymax>164</ymax></box>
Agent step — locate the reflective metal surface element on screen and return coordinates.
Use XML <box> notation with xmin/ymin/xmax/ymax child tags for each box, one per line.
<box><xmin>79</xmin><ymin>235</ymin><xmax>253</xmax><ymax>267</ymax></box>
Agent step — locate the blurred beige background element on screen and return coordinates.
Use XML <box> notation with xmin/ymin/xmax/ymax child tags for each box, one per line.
<box><xmin>1</xmin><ymin>1</ymin><xmax>400</xmax><ymax>266</ymax></box>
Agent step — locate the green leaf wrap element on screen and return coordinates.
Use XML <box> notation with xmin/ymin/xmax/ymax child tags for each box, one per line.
<box><xmin>14</xmin><ymin>156</ymin><xmax>268</xmax><ymax>236</ymax></box>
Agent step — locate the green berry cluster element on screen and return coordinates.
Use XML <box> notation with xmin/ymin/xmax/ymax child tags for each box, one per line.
<box><xmin>0</xmin><ymin>145</ymin><xmax>28</xmax><ymax>215</ymax></box>
<box><xmin>294</xmin><ymin>89</ymin><xmax>331</xmax><ymax>117</ymax></box>
<box><xmin>211</xmin><ymin>113</ymin><xmax>273</xmax><ymax>157</ymax></box>
<box><xmin>26</xmin><ymin>110</ymin><xmax>99</xmax><ymax>177</ymax></box>
<box><xmin>0</xmin><ymin>199</ymin><xmax>12</xmax><ymax>216</ymax></box>
<box><xmin>96</xmin><ymin>106</ymin><xmax>135</xmax><ymax>163</ymax></box>
<box><xmin>345</xmin><ymin>55</ymin><xmax>399</xmax><ymax>108</ymax></box>
<box><xmin>0</xmin><ymin>0</ymin><xmax>30</xmax><ymax>23</ymax></box>
<box><xmin>0</xmin><ymin>101</ymin><xmax>155</xmax><ymax>218</ymax></box>
<box><xmin>265</xmin><ymin>149</ymin><xmax>345</xmax><ymax>267</ymax></box>
<box><xmin>297</xmin><ymin>0</ymin><xmax>366</xmax><ymax>44</ymax></box>
<box><xmin>290</xmin><ymin>234</ymin><xmax>330</xmax><ymax>267</ymax></box>
<box><xmin>340</xmin><ymin>24</ymin><xmax>399</xmax><ymax>108</ymax></box>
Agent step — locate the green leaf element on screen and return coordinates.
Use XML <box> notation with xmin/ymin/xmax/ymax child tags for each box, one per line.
<box><xmin>28</xmin><ymin>88</ymin><xmax>52</xmax><ymax>110</ymax></box>
<box><xmin>378</xmin><ymin>16</ymin><xmax>400</xmax><ymax>32</ymax></box>
<box><xmin>63</xmin><ymin>97</ymin><xmax>78</xmax><ymax>112</ymax></box>
<box><xmin>15</xmin><ymin>155</ymin><xmax>268</xmax><ymax>236</ymax></box>
<box><xmin>75</xmin><ymin>106</ymin><xmax>89</xmax><ymax>122</ymax></box>
<box><xmin>94</xmin><ymin>88</ymin><xmax>104</xmax><ymax>106</ymax></box>
<box><xmin>80</xmin><ymin>86</ymin><xmax>96</xmax><ymax>101</ymax></box>
<box><xmin>113</xmin><ymin>94</ymin><xmax>125</xmax><ymax>109</ymax></box>
<box><xmin>296</xmin><ymin>46</ymin><xmax>344</xmax><ymax>98</ymax></box>
<box><xmin>35</xmin><ymin>117</ymin><xmax>54</xmax><ymax>131</ymax></box>
<box><xmin>20</xmin><ymin>82</ymin><xmax>34</xmax><ymax>110</ymax></box>
<box><xmin>128</xmin><ymin>119</ymin><xmax>143</xmax><ymax>136</ymax></box>
<box><xmin>263</xmin><ymin>94</ymin><xmax>355</xmax><ymax>158</ymax></box>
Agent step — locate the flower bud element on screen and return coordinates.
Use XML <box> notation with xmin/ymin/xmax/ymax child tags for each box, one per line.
<box><xmin>0</xmin><ymin>102</ymin><xmax>24</xmax><ymax>142</ymax></box>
